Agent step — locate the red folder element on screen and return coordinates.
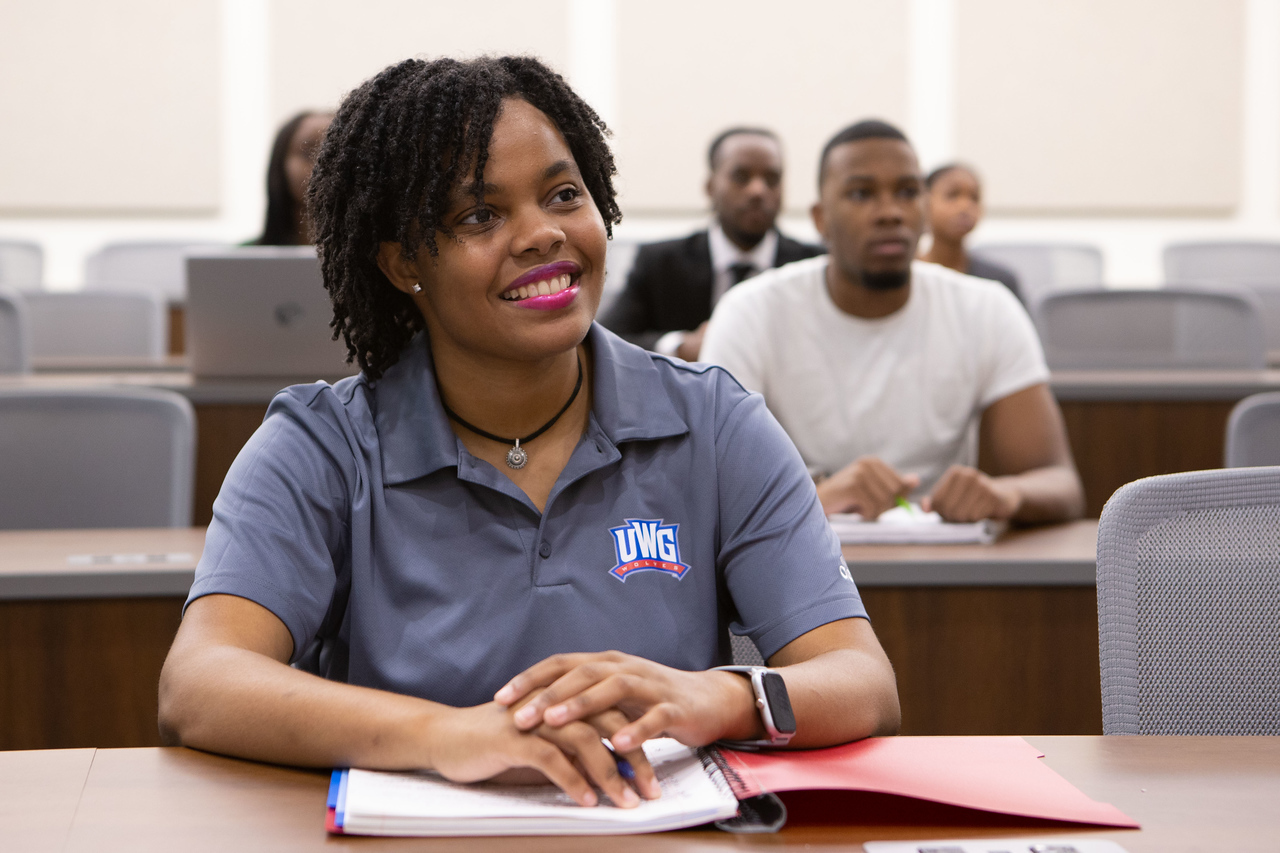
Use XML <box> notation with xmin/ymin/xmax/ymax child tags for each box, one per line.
<box><xmin>718</xmin><ymin>737</ymin><xmax>1138</xmax><ymax>828</ymax></box>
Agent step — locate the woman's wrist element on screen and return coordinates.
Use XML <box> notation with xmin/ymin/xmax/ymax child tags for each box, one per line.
<box><xmin>708</xmin><ymin>669</ymin><xmax>766</xmax><ymax>742</ymax></box>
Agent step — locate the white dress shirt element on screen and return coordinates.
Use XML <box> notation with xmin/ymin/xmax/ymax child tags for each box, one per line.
<box><xmin>655</xmin><ymin>222</ymin><xmax>779</xmax><ymax>356</ymax></box>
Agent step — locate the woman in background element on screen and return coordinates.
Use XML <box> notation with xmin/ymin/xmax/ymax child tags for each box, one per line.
<box><xmin>921</xmin><ymin>163</ymin><xmax>1021</xmax><ymax>300</ymax></box>
<box><xmin>252</xmin><ymin>111</ymin><xmax>334</xmax><ymax>245</ymax></box>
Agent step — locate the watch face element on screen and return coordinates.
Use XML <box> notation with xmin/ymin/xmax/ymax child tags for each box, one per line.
<box><xmin>761</xmin><ymin>671</ymin><xmax>796</xmax><ymax>734</ymax></box>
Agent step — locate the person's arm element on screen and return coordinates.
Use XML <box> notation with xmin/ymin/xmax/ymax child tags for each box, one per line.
<box><xmin>494</xmin><ymin>616</ymin><xmax>899</xmax><ymax>751</ymax></box>
<box><xmin>924</xmin><ymin>382</ymin><xmax>1084</xmax><ymax>523</ymax></box>
<box><xmin>159</xmin><ymin>594</ymin><xmax>660</xmax><ymax>807</ymax></box>
<box><xmin>816</xmin><ymin>456</ymin><xmax>920</xmax><ymax>517</ymax></box>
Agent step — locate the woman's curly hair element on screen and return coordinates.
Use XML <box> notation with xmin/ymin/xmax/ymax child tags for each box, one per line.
<box><xmin>307</xmin><ymin>55</ymin><xmax>622</xmax><ymax>379</ymax></box>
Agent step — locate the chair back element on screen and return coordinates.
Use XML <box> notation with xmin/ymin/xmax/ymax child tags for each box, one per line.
<box><xmin>1226</xmin><ymin>391</ymin><xmax>1280</xmax><ymax>467</ymax></box>
<box><xmin>729</xmin><ymin>633</ymin><xmax>765</xmax><ymax>666</ymax></box>
<box><xmin>1164</xmin><ymin>240</ymin><xmax>1280</xmax><ymax>285</ymax></box>
<box><xmin>0</xmin><ymin>290</ymin><xmax>29</xmax><ymax>373</ymax></box>
<box><xmin>1164</xmin><ymin>240</ymin><xmax>1280</xmax><ymax>353</ymax></box>
<box><xmin>24</xmin><ymin>292</ymin><xmax>165</xmax><ymax>361</ymax></box>
<box><xmin>84</xmin><ymin>240</ymin><xmax>225</xmax><ymax>302</ymax></box>
<box><xmin>1036</xmin><ymin>287</ymin><xmax>1266</xmax><ymax>370</ymax></box>
<box><xmin>1097</xmin><ymin>467</ymin><xmax>1280</xmax><ymax>734</ymax></box>
<box><xmin>0</xmin><ymin>387</ymin><xmax>195</xmax><ymax>528</ymax></box>
<box><xmin>0</xmin><ymin>239</ymin><xmax>43</xmax><ymax>292</ymax></box>
<box><xmin>969</xmin><ymin>243</ymin><xmax>1104</xmax><ymax>306</ymax></box>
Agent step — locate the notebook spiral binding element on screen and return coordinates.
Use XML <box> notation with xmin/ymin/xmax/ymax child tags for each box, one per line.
<box><xmin>698</xmin><ymin>746</ymin><xmax>753</xmax><ymax>800</ymax></box>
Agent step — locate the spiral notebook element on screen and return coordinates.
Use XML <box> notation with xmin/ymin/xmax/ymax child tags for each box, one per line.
<box><xmin>326</xmin><ymin>736</ymin><xmax>1137</xmax><ymax>837</ymax></box>
<box><xmin>326</xmin><ymin>739</ymin><xmax>738</xmax><ymax>836</ymax></box>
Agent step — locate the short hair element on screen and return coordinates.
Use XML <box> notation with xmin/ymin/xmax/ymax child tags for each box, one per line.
<box><xmin>925</xmin><ymin>162</ymin><xmax>978</xmax><ymax>190</ymax></box>
<box><xmin>707</xmin><ymin>127</ymin><xmax>780</xmax><ymax>170</ymax></box>
<box><xmin>307</xmin><ymin>56</ymin><xmax>621</xmax><ymax>379</ymax></box>
<box><xmin>817</xmin><ymin>119</ymin><xmax>911</xmax><ymax>186</ymax></box>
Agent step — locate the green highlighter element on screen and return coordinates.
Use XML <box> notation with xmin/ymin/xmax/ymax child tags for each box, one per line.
<box><xmin>895</xmin><ymin>496</ymin><xmax>917</xmax><ymax>516</ymax></box>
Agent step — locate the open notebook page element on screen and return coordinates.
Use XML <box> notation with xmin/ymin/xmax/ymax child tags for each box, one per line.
<box><xmin>336</xmin><ymin>738</ymin><xmax>738</xmax><ymax>836</ymax></box>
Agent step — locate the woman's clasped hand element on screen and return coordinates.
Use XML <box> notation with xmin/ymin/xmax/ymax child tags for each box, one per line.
<box><xmin>427</xmin><ymin>693</ymin><xmax>660</xmax><ymax>808</ymax></box>
<box><xmin>485</xmin><ymin>650</ymin><xmax>765</xmax><ymax>804</ymax></box>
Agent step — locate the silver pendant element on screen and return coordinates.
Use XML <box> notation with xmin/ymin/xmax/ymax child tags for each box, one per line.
<box><xmin>506</xmin><ymin>441</ymin><xmax>528</xmax><ymax>469</ymax></box>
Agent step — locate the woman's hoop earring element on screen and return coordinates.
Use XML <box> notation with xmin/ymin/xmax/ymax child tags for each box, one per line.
<box><xmin>411</xmin><ymin>283</ymin><xmax>422</xmax><ymax>294</ymax></box>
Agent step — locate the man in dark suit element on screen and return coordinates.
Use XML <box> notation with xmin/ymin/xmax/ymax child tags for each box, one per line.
<box><xmin>600</xmin><ymin>127</ymin><xmax>824</xmax><ymax>359</ymax></box>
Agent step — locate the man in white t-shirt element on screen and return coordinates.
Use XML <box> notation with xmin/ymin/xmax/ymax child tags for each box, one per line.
<box><xmin>701</xmin><ymin>120</ymin><xmax>1084</xmax><ymax>523</ymax></box>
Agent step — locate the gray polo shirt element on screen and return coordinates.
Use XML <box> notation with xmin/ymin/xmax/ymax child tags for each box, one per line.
<box><xmin>187</xmin><ymin>324</ymin><xmax>867</xmax><ymax>708</ymax></box>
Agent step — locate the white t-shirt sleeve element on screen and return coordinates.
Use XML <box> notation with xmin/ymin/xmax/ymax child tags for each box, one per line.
<box><xmin>978</xmin><ymin>286</ymin><xmax>1052</xmax><ymax>408</ymax></box>
<box><xmin>699</xmin><ymin>284</ymin><xmax>770</xmax><ymax>394</ymax></box>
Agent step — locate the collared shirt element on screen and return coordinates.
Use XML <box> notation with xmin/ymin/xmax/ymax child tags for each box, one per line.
<box><xmin>187</xmin><ymin>324</ymin><xmax>867</xmax><ymax>708</ymax></box>
<box><xmin>708</xmin><ymin>221</ymin><xmax>778</xmax><ymax>305</ymax></box>
<box><xmin>654</xmin><ymin>223</ymin><xmax>779</xmax><ymax>356</ymax></box>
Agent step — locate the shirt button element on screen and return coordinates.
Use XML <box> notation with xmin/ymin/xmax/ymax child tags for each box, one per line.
<box><xmin>539</xmin><ymin>541</ymin><xmax>552</xmax><ymax>559</ymax></box>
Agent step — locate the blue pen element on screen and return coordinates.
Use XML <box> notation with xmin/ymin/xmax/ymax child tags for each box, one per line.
<box><xmin>607</xmin><ymin>742</ymin><xmax>636</xmax><ymax>782</ymax></box>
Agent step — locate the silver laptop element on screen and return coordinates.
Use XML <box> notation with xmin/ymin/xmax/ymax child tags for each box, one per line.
<box><xmin>186</xmin><ymin>247</ymin><xmax>356</xmax><ymax>379</ymax></box>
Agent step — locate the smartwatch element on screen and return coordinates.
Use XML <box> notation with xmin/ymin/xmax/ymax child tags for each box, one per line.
<box><xmin>711</xmin><ymin>665</ymin><xmax>796</xmax><ymax>749</ymax></box>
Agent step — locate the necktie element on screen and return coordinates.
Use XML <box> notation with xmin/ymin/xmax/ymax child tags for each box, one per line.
<box><xmin>729</xmin><ymin>262</ymin><xmax>757</xmax><ymax>287</ymax></box>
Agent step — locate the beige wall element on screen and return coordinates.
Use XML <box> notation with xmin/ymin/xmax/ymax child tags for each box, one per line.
<box><xmin>0</xmin><ymin>0</ymin><xmax>220</xmax><ymax>214</ymax></box>
<box><xmin>614</xmin><ymin>0</ymin><xmax>908</xmax><ymax>216</ymax></box>
<box><xmin>956</xmin><ymin>0</ymin><xmax>1245</xmax><ymax>216</ymax></box>
<box><xmin>0</xmin><ymin>1</ymin><xmax>1274</xmax><ymax>288</ymax></box>
<box><xmin>269</xmin><ymin>0</ymin><xmax>572</xmax><ymax>125</ymax></box>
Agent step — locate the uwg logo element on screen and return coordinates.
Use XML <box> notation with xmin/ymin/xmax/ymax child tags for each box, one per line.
<box><xmin>608</xmin><ymin>518</ymin><xmax>690</xmax><ymax>582</ymax></box>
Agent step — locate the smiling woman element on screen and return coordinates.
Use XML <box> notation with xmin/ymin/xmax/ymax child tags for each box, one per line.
<box><xmin>157</xmin><ymin>56</ymin><xmax>899</xmax><ymax>811</ymax></box>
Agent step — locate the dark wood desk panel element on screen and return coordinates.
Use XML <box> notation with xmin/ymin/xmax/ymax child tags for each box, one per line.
<box><xmin>1060</xmin><ymin>399</ymin><xmax>1235</xmax><ymax>517</ymax></box>
<box><xmin>193</xmin><ymin>403</ymin><xmax>268</xmax><ymax>525</ymax></box>
<box><xmin>0</xmin><ymin>525</ymin><xmax>1101</xmax><ymax>748</ymax></box>
<box><xmin>4</xmin><ymin>738</ymin><xmax>1273</xmax><ymax>852</ymax></box>
<box><xmin>862</xmin><ymin>586</ymin><xmax>1102</xmax><ymax>735</ymax></box>
<box><xmin>168</xmin><ymin>303</ymin><xmax>185</xmax><ymax>356</ymax></box>
<box><xmin>0</xmin><ymin>596</ymin><xmax>184</xmax><ymax>750</ymax></box>
<box><xmin>845</xmin><ymin>521</ymin><xmax>1102</xmax><ymax>735</ymax></box>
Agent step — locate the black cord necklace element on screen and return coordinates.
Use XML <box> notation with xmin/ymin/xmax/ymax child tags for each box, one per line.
<box><xmin>438</xmin><ymin>354</ymin><xmax>584</xmax><ymax>470</ymax></box>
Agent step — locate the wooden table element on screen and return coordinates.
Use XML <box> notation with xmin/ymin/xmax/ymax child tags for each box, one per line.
<box><xmin>7</xmin><ymin>366</ymin><xmax>1280</xmax><ymax>524</ymax></box>
<box><xmin>1051</xmin><ymin>368</ymin><xmax>1280</xmax><ymax>515</ymax></box>
<box><xmin>5</xmin><ymin>737</ymin><xmax>1278</xmax><ymax>852</ymax></box>
<box><xmin>846</xmin><ymin>521</ymin><xmax>1101</xmax><ymax>737</ymax></box>
<box><xmin>1</xmin><ymin>524</ymin><xmax>1100</xmax><ymax>750</ymax></box>
<box><xmin>0</xmin><ymin>528</ymin><xmax>203</xmax><ymax>751</ymax></box>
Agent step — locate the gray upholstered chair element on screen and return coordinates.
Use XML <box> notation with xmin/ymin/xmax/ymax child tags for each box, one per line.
<box><xmin>0</xmin><ymin>387</ymin><xmax>195</xmax><ymax>528</ymax></box>
<box><xmin>969</xmin><ymin>243</ymin><xmax>1104</xmax><ymax>306</ymax></box>
<box><xmin>0</xmin><ymin>239</ymin><xmax>43</xmax><ymax>292</ymax></box>
<box><xmin>1226</xmin><ymin>392</ymin><xmax>1280</xmax><ymax>468</ymax></box>
<box><xmin>1036</xmin><ymin>287</ymin><xmax>1266</xmax><ymax>370</ymax></box>
<box><xmin>0</xmin><ymin>289</ymin><xmax>29</xmax><ymax>373</ymax></box>
<box><xmin>84</xmin><ymin>240</ymin><xmax>227</xmax><ymax>302</ymax></box>
<box><xmin>1096</xmin><ymin>467</ymin><xmax>1280</xmax><ymax>734</ymax></box>
<box><xmin>730</xmin><ymin>633</ymin><xmax>765</xmax><ymax>666</ymax></box>
<box><xmin>23</xmin><ymin>291</ymin><xmax>165</xmax><ymax>361</ymax></box>
<box><xmin>1164</xmin><ymin>240</ymin><xmax>1280</xmax><ymax>354</ymax></box>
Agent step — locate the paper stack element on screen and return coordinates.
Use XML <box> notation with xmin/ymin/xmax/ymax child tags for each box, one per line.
<box><xmin>828</xmin><ymin>503</ymin><xmax>1002</xmax><ymax>545</ymax></box>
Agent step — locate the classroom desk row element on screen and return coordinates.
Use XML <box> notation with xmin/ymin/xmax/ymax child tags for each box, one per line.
<box><xmin>7</xmin><ymin>736</ymin><xmax>1280</xmax><ymax>852</ymax></box>
<box><xmin>0</xmin><ymin>522</ymin><xmax>1100</xmax><ymax>750</ymax></box>
<box><xmin>6</xmin><ymin>366</ymin><xmax>1280</xmax><ymax>522</ymax></box>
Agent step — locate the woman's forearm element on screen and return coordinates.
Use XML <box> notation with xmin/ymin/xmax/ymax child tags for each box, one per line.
<box><xmin>770</xmin><ymin>617</ymin><xmax>901</xmax><ymax>747</ymax></box>
<box><xmin>159</xmin><ymin>641</ymin><xmax>443</xmax><ymax>770</ymax></box>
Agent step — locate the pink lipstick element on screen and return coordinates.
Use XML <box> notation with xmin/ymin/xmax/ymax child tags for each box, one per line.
<box><xmin>500</xmin><ymin>261</ymin><xmax>582</xmax><ymax>311</ymax></box>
